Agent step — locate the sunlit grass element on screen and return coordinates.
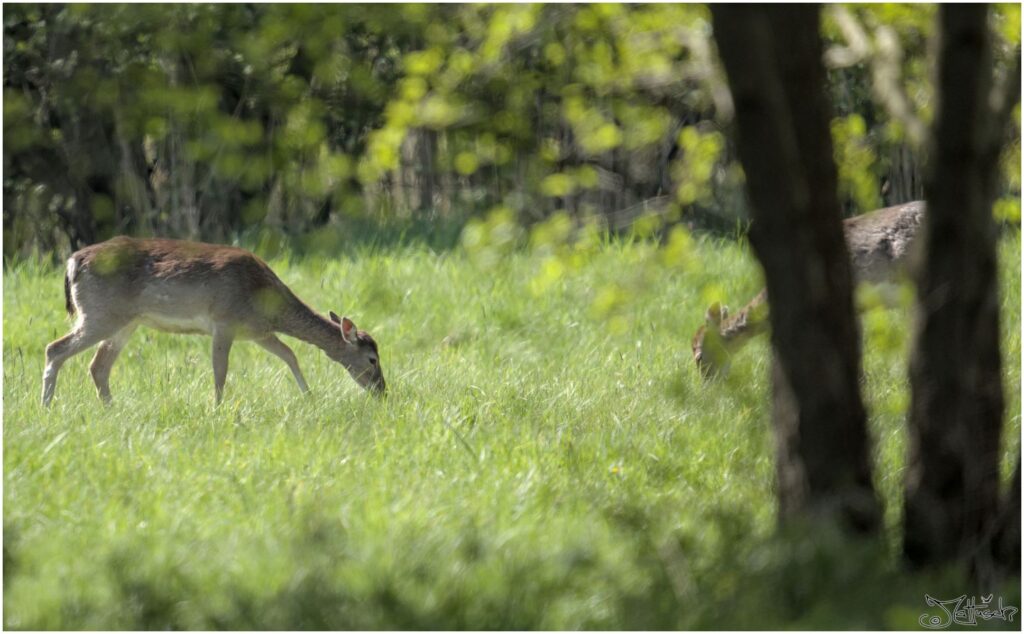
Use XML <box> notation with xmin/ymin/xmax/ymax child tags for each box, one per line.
<box><xmin>3</xmin><ymin>232</ymin><xmax>1019</xmax><ymax>629</ymax></box>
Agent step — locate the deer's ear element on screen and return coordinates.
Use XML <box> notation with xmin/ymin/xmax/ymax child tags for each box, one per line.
<box><xmin>705</xmin><ymin>302</ymin><xmax>728</xmax><ymax>326</ymax></box>
<box><xmin>329</xmin><ymin>311</ymin><xmax>341</xmax><ymax>324</ymax></box>
<box><xmin>340</xmin><ymin>316</ymin><xmax>359</xmax><ymax>344</ymax></box>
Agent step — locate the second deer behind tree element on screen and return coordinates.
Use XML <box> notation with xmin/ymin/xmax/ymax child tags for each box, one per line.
<box><xmin>692</xmin><ymin>201</ymin><xmax>925</xmax><ymax>376</ymax></box>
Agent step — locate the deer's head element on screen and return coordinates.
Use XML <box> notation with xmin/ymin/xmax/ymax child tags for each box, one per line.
<box><xmin>329</xmin><ymin>312</ymin><xmax>386</xmax><ymax>394</ymax></box>
<box><xmin>691</xmin><ymin>302</ymin><xmax>729</xmax><ymax>377</ymax></box>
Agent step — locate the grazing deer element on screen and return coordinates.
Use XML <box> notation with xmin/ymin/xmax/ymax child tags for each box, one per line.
<box><xmin>692</xmin><ymin>201</ymin><xmax>925</xmax><ymax>376</ymax></box>
<box><xmin>42</xmin><ymin>236</ymin><xmax>385</xmax><ymax>406</ymax></box>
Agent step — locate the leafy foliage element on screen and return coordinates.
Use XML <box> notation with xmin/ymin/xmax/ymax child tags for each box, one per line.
<box><xmin>6</xmin><ymin>4</ymin><xmax>1019</xmax><ymax>257</ymax></box>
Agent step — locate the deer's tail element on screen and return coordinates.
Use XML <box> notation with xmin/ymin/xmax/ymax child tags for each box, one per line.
<box><xmin>64</xmin><ymin>257</ymin><xmax>76</xmax><ymax>317</ymax></box>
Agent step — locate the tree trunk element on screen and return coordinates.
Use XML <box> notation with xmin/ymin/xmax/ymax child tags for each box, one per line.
<box><xmin>417</xmin><ymin>128</ymin><xmax>438</xmax><ymax>215</ymax></box>
<box><xmin>904</xmin><ymin>5</ymin><xmax>1018</xmax><ymax>574</ymax></box>
<box><xmin>711</xmin><ymin>5</ymin><xmax>880</xmax><ymax>533</ymax></box>
<box><xmin>886</xmin><ymin>143</ymin><xmax>923</xmax><ymax>206</ymax></box>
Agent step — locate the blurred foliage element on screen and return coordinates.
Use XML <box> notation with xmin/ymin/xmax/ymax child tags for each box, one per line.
<box><xmin>3</xmin><ymin>4</ymin><xmax>1021</xmax><ymax>258</ymax></box>
<box><xmin>831</xmin><ymin>114</ymin><xmax>882</xmax><ymax>212</ymax></box>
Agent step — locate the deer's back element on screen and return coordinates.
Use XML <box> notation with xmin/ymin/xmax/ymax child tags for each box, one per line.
<box><xmin>70</xmin><ymin>236</ymin><xmax>293</xmax><ymax>335</ymax></box>
<box><xmin>844</xmin><ymin>201</ymin><xmax>924</xmax><ymax>283</ymax></box>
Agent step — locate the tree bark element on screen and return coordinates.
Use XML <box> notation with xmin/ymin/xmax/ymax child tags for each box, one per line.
<box><xmin>711</xmin><ymin>5</ymin><xmax>880</xmax><ymax>533</ymax></box>
<box><xmin>904</xmin><ymin>5</ymin><xmax>1018</xmax><ymax>573</ymax></box>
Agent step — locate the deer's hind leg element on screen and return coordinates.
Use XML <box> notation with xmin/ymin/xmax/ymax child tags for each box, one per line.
<box><xmin>89</xmin><ymin>324</ymin><xmax>137</xmax><ymax>404</ymax></box>
<box><xmin>42</xmin><ymin>316</ymin><xmax>130</xmax><ymax>406</ymax></box>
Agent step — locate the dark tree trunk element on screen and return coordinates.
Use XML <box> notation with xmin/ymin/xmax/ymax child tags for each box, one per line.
<box><xmin>711</xmin><ymin>5</ymin><xmax>880</xmax><ymax>533</ymax></box>
<box><xmin>885</xmin><ymin>143</ymin><xmax>924</xmax><ymax>206</ymax></box>
<box><xmin>904</xmin><ymin>5</ymin><xmax>1019</xmax><ymax>574</ymax></box>
<box><xmin>417</xmin><ymin>129</ymin><xmax>438</xmax><ymax>215</ymax></box>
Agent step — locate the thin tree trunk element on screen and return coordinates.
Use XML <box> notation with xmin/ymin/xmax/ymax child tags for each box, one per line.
<box><xmin>711</xmin><ymin>5</ymin><xmax>880</xmax><ymax>533</ymax></box>
<box><xmin>417</xmin><ymin>128</ymin><xmax>438</xmax><ymax>215</ymax></box>
<box><xmin>904</xmin><ymin>4</ymin><xmax>1019</xmax><ymax>574</ymax></box>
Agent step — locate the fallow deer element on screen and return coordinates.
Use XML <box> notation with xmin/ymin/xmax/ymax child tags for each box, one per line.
<box><xmin>42</xmin><ymin>236</ymin><xmax>385</xmax><ymax>406</ymax></box>
<box><xmin>692</xmin><ymin>201</ymin><xmax>925</xmax><ymax>376</ymax></box>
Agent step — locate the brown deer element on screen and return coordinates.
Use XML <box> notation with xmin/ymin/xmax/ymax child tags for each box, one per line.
<box><xmin>692</xmin><ymin>201</ymin><xmax>925</xmax><ymax>376</ymax></box>
<box><xmin>42</xmin><ymin>236</ymin><xmax>385</xmax><ymax>406</ymax></box>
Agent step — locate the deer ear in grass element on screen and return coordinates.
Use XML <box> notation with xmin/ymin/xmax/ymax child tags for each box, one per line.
<box><xmin>705</xmin><ymin>302</ymin><xmax>728</xmax><ymax>326</ymax></box>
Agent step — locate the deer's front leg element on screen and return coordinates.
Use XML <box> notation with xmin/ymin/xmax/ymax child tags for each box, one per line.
<box><xmin>211</xmin><ymin>327</ymin><xmax>235</xmax><ymax>404</ymax></box>
<box><xmin>256</xmin><ymin>335</ymin><xmax>309</xmax><ymax>393</ymax></box>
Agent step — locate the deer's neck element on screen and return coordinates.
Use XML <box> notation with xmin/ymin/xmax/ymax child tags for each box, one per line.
<box><xmin>277</xmin><ymin>296</ymin><xmax>340</xmax><ymax>354</ymax></box>
<box><xmin>720</xmin><ymin>288</ymin><xmax>769</xmax><ymax>342</ymax></box>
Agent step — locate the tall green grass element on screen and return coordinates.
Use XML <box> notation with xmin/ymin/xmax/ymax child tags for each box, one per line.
<box><xmin>3</xmin><ymin>232</ymin><xmax>1020</xmax><ymax>629</ymax></box>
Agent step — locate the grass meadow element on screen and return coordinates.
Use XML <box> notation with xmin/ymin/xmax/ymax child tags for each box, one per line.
<box><xmin>3</xmin><ymin>228</ymin><xmax>1020</xmax><ymax>629</ymax></box>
